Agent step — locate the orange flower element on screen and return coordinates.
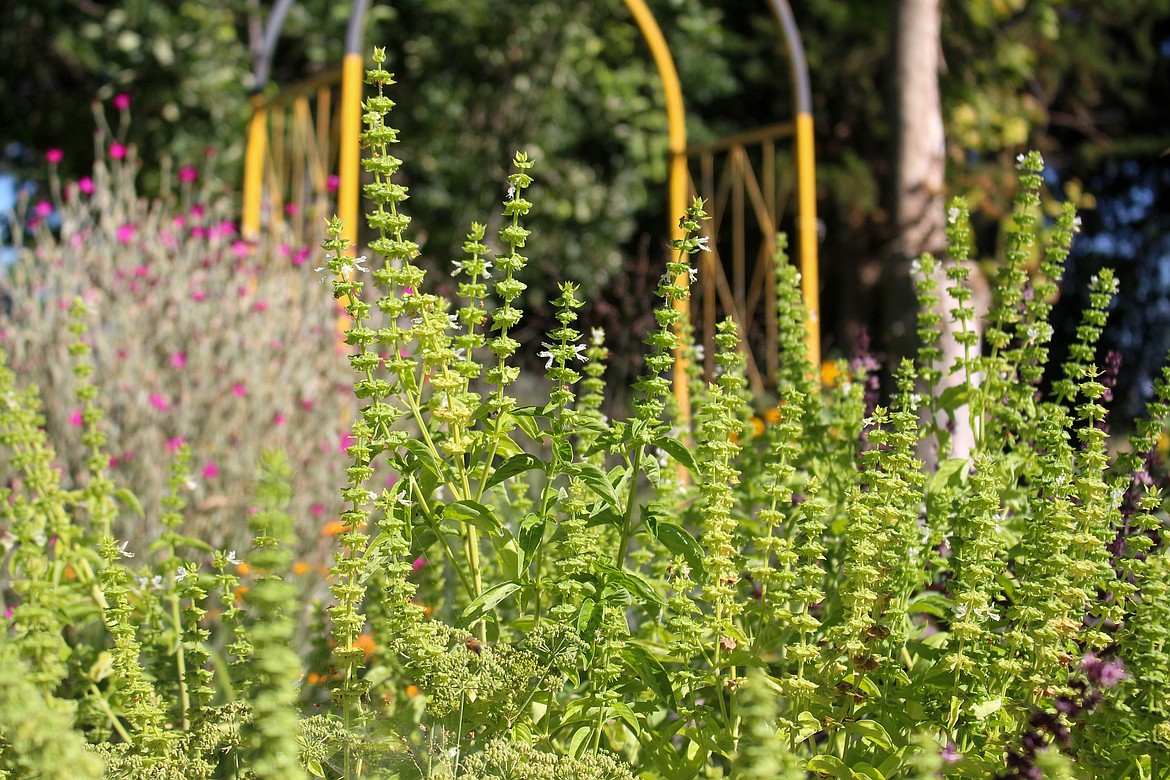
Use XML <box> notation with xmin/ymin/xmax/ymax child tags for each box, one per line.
<box><xmin>763</xmin><ymin>406</ymin><xmax>782</xmax><ymax>425</ymax></box>
<box><xmin>235</xmin><ymin>561</ymin><xmax>252</xmax><ymax>576</ymax></box>
<box><xmin>322</xmin><ymin>520</ymin><xmax>350</xmax><ymax>536</ymax></box>
<box><xmin>353</xmin><ymin>633</ymin><xmax>376</xmax><ymax>660</ymax></box>
<box><xmin>821</xmin><ymin>360</ymin><xmax>845</xmax><ymax>388</ymax></box>
<box><xmin>292</xmin><ymin>561</ymin><xmax>312</xmax><ymax>576</ymax></box>
<box><xmin>307</xmin><ymin>671</ymin><xmax>326</xmax><ymax>685</ymax></box>
<box><xmin>749</xmin><ymin>417</ymin><xmax>766</xmax><ymax>438</ymax></box>
<box><xmin>405</xmin><ymin>684</ymin><xmax>421</xmax><ymax>698</ymax></box>
<box><xmin>233</xmin><ymin>585</ymin><xmax>249</xmax><ymax>604</ymax></box>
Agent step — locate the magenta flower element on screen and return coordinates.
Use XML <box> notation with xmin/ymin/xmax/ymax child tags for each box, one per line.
<box><xmin>132</xmin><ymin>264</ymin><xmax>148</xmax><ymax>277</ymax></box>
<box><xmin>149</xmin><ymin>393</ymin><xmax>170</xmax><ymax>411</ymax></box>
<box><xmin>293</xmin><ymin>246</ymin><xmax>310</xmax><ymax>266</ymax></box>
<box><xmin>45</xmin><ymin>148</ymin><xmax>63</xmax><ymax>164</ymax></box>
<box><xmin>284</xmin><ymin>202</ymin><xmax>299</xmax><ymax>215</ymax></box>
<box><xmin>272</xmin><ymin>412</ymin><xmax>287</xmax><ymax>426</ymax></box>
<box><xmin>339</xmin><ymin>432</ymin><xmax>355</xmax><ymax>453</ymax></box>
<box><xmin>1083</xmin><ymin>652</ymin><xmax>1127</xmax><ymax>689</ymax></box>
<box><xmin>253</xmin><ymin>300</ymin><xmax>268</xmax><ymax>313</ymax></box>
<box><xmin>109</xmin><ymin>142</ymin><xmax>127</xmax><ymax>160</ymax></box>
<box><xmin>78</xmin><ymin>177</ymin><xmax>95</xmax><ymax>195</ymax></box>
<box><xmin>166</xmin><ymin>437</ymin><xmax>187</xmax><ymax>453</ymax></box>
<box><xmin>231</xmin><ymin>240</ymin><xmax>249</xmax><ymax>259</ymax></box>
<box><xmin>169</xmin><ymin>351</ymin><xmax>187</xmax><ymax>370</ymax></box>
<box><xmin>190</xmin><ymin>204</ymin><xmax>206</xmax><ymax>218</ymax></box>
<box><xmin>326</xmin><ymin>174</ymin><xmax>340</xmax><ymax>192</ymax></box>
<box><xmin>178</xmin><ymin>165</ymin><xmax>198</xmax><ymax>183</ymax></box>
<box><xmin>113</xmin><ymin>93</ymin><xmax>130</xmax><ymax>110</ymax></box>
<box><xmin>231</xmin><ymin>383</ymin><xmax>247</xmax><ymax>397</ymax></box>
<box><xmin>3</xmin><ymin>604</ymin><xmax>14</xmax><ymax>620</ymax></box>
<box><xmin>35</xmin><ymin>200</ymin><xmax>52</xmax><ymax>218</ymax></box>
<box><xmin>202</xmin><ymin>461</ymin><xmax>219</xmax><ymax>479</ymax></box>
<box><xmin>215</xmin><ymin>220</ymin><xmax>237</xmax><ymax>237</ymax></box>
<box><xmin>172</xmin><ymin>215</ymin><xmax>187</xmax><ymax>228</ymax></box>
<box><xmin>69</xmin><ymin>409</ymin><xmax>84</xmax><ymax>427</ymax></box>
<box><xmin>191</xmin><ymin>290</ymin><xmax>207</xmax><ymax>302</ymax></box>
<box><xmin>412</xmin><ymin>555</ymin><xmax>427</xmax><ymax>572</ymax></box>
<box><xmin>191</xmin><ymin>226</ymin><xmax>208</xmax><ymax>239</ymax></box>
<box><xmin>116</xmin><ymin>224</ymin><xmax>136</xmax><ymax>244</ymax></box>
<box><xmin>301</xmin><ymin>398</ymin><xmax>314</xmax><ymax>411</ymax></box>
<box><xmin>278</xmin><ymin>243</ymin><xmax>291</xmax><ymax>257</ymax></box>
<box><xmin>310</xmin><ymin>503</ymin><xmax>326</xmax><ymax>517</ymax></box>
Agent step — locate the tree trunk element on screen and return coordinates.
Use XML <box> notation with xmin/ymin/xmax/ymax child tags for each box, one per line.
<box><xmin>888</xmin><ymin>0</ymin><xmax>983</xmax><ymax>461</ymax></box>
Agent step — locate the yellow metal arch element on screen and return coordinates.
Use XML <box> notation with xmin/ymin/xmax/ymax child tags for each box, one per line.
<box><xmin>240</xmin><ymin>1</ymin><xmax>820</xmax><ymax>418</ymax></box>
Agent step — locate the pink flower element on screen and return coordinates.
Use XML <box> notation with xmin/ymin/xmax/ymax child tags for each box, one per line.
<box><xmin>78</xmin><ymin>177</ymin><xmax>94</xmax><ymax>195</ymax></box>
<box><xmin>172</xmin><ymin>215</ymin><xmax>187</xmax><ymax>228</ymax></box>
<box><xmin>191</xmin><ymin>290</ymin><xmax>207</xmax><ymax>302</ymax></box>
<box><xmin>273</xmin><ymin>412</ymin><xmax>287</xmax><ymax>427</ymax></box>
<box><xmin>202</xmin><ymin>461</ymin><xmax>219</xmax><ymax>479</ymax></box>
<box><xmin>232</xmin><ymin>383</ymin><xmax>247</xmax><ymax>397</ymax></box>
<box><xmin>113</xmin><ymin>93</ymin><xmax>130</xmax><ymax>110</ymax></box>
<box><xmin>45</xmin><ymin>148</ymin><xmax>63</xmax><ymax>164</ymax></box>
<box><xmin>149</xmin><ymin>393</ymin><xmax>170</xmax><ymax>411</ymax></box>
<box><xmin>178</xmin><ymin>165</ymin><xmax>198</xmax><ymax>183</ymax></box>
<box><xmin>301</xmin><ymin>398</ymin><xmax>314</xmax><ymax>411</ymax></box>
<box><xmin>169</xmin><ymin>351</ymin><xmax>187</xmax><ymax>370</ymax></box>
<box><xmin>69</xmin><ymin>409</ymin><xmax>84</xmax><ymax>427</ymax></box>
<box><xmin>340</xmin><ymin>432</ymin><xmax>355</xmax><ymax>453</ymax></box>
<box><xmin>278</xmin><ymin>243</ymin><xmax>291</xmax><ymax>257</ymax></box>
<box><xmin>231</xmin><ymin>240</ymin><xmax>250</xmax><ymax>258</ymax></box>
<box><xmin>116</xmin><ymin>224</ymin><xmax>136</xmax><ymax>244</ymax></box>
<box><xmin>34</xmin><ymin>200</ymin><xmax>52</xmax><ymax>218</ymax></box>
<box><xmin>132</xmin><ymin>264</ymin><xmax>148</xmax><ymax>277</ymax></box>
<box><xmin>326</xmin><ymin>174</ymin><xmax>340</xmax><ymax>192</ymax></box>
<box><xmin>191</xmin><ymin>226</ymin><xmax>208</xmax><ymax>239</ymax></box>
<box><xmin>412</xmin><ymin>555</ymin><xmax>427</xmax><ymax>571</ymax></box>
<box><xmin>293</xmin><ymin>246</ymin><xmax>310</xmax><ymax>266</ymax></box>
<box><xmin>215</xmin><ymin>220</ymin><xmax>237</xmax><ymax>237</ymax></box>
<box><xmin>190</xmin><ymin>204</ymin><xmax>205</xmax><ymax>218</ymax></box>
<box><xmin>253</xmin><ymin>300</ymin><xmax>268</xmax><ymax>313</ymax></box>
<box><xmin>166</xmin><ymin>437</ymin><xmax>187</xmax><ymax>453</ymax></box>
<box><xmin>109</xmin><ymin>142</ymin><xmax>127</xmax><ymax>160</ymax></box>
<box><xmin>284</xmin><ymin>202</ymin><xmax>299</xmax><ymax>216</ymax></box>
<box><xmin>310</xmin><ymin>503</ymin><xmax>326</xmax><ymax>517</ymax></box>
<box><xmin>3</xmin><ymin>605</ymin><xmax>13</xmax><ymax>620</ymax></box>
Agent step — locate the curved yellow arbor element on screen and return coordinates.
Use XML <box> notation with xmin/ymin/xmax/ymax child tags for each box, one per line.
<box><xmin>241</xmin><ymin>1</ymin><xmax>820</xmax><ymax>420</ymax></box>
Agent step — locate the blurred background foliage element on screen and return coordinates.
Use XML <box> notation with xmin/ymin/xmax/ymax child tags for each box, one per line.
<box><xmin>1</xmin><ymin>0</ymin><xmax>1168</xmax><ymax>414</ymax></box>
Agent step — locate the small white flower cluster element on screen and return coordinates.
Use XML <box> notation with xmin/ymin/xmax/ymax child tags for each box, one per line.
<box><xmin>538</xmin><ymin>342</ymin><xmax>587</xmax><ymax>370</ymax></box>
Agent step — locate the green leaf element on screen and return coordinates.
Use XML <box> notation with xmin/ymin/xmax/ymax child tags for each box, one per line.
<box><xmin>620</xmin><ymin>642</ymin><xmax>675</xmax><ymax>709</ymax></box>
<box><xmin>443</xmin><ymin>500</ymin><xmax>502</xmax><ymax>536</ymax></box>
<box><xmin>518</xmin><ymin>513</ymin><xmax>545</xmax><ymax>566</ymax></box>
<box><xmin>851</xmin><ymin>762</ymin><xmax>887</xmax><ymax>780</ymax></box>
<box><xmin>402</xmin><ymin>439</ymin><xmax>445</xmax><ymax>480</ymax></box>
<box><xmin>652</xmin><ymin>435</ymin><xmax>699</xmax><ymax>475</ymax></box>
<box><xmin>806</xmin><ymin>754</ymin><xmax>856</xmax><ymax>778</ymax></box>
<box><xmin>653</xmin><ymin>521</ymin><xmax>706</xmax><ymax>578</ymax></box>
<box><xmin>937</xmin><ymin>384</ymin><xmax>969</xmax><ymax>414</ymax></box>
<box><xmin>929</xmin><ymin>457</ymin><xmax>969</xmax><ymax>494</ymax></box>
<box><xmin>307</xmin><ymin>758</ymin><xmax>326</xmax><ymax>778</ymax></box>
<box><xmin>907</xmin><ymin>591</ymin><xmax>951</xmax><ymax>619</ymax></box>
<box><xmin>610</xmin><ymin>700</ymin><xmax>639</xmax><ymax>733</ymax></box>
<box><xmin>458</xmin><ymin>581</ymin><xmax>520</xmax><ymax>626</ymax></box>
<box><xmin>506</xmin><ymin>409</ymin><xmax>544</xmax><ymax>442</ymax></box>
<box><xmin>485</xmin><ymin>453</ymin><xmax>544</xmax><ymax>490</ymax></box>
<box><xmin>972</xmin><ymin>696</ymin><xmax>1003</xmax><ymax>720</ymax></box>
<box><xmin>567</xmin><ymin>461</ymin><xmax>620</xmax><ymax>510</ymax></box>
<box><xmin>113</xmin><ymin>487</ymin><xmax>144</xmax><ymax>518</ymax></box>
<box><xmin>843</xmin><ymin>719</ymin><xmax>893</xmax><ymax>751</ymax></box>
<box><xmin>600</xmin><ymin>564</ymin><xmax>664</xmax><ymax>606</ymax></box>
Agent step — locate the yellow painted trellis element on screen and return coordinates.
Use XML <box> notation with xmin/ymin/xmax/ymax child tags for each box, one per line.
<box><xmin>240</xmin><ymin>0</ymin><xmax>819</xmax><ymax>422</ymax></box>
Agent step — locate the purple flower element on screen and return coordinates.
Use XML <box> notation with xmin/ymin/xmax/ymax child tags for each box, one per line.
<box><xmin>940</xmin><ymin>742</ymin><xmax>962</xmax><ymax>764</ymax></box>
<box><xmin>1082</xmin><ymin>652</ymin><xmax>1127</xmax><ymax>689</ymax></box>
<box><xmin>113</xmin><ymin>93</ymin><xmax>131</xmax><ymax>111</ymax></box>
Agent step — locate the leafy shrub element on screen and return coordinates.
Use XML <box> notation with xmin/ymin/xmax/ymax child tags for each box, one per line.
<box><xmin>0</xmin><ymin>111</ymin><xmax>352</xmax><ymax>557</ymax></box>
<box><xmin>1</xmin><ymin>49</ymin><xmax>1169</xmax><ymax>779</ymax></box>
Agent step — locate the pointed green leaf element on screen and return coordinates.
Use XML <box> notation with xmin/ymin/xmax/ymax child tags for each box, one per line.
<box><xmin>567</xmin><ymin>461</ymin><xmax>620</xmax><ymax>510</ymax></box>
<box><xmin>485</xmin><ymin>453</ymin><xmax>543</xmax><ymax>490</ymax></box>
<box><xmin>653</xmin><ymin>435</ymin><xmax>699</xmax><ymax>475</ymax></box>
<box><xmin>458</xmin><ymin>581</ymin><xmax>520</xmax><ymax>626</ymax></box>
